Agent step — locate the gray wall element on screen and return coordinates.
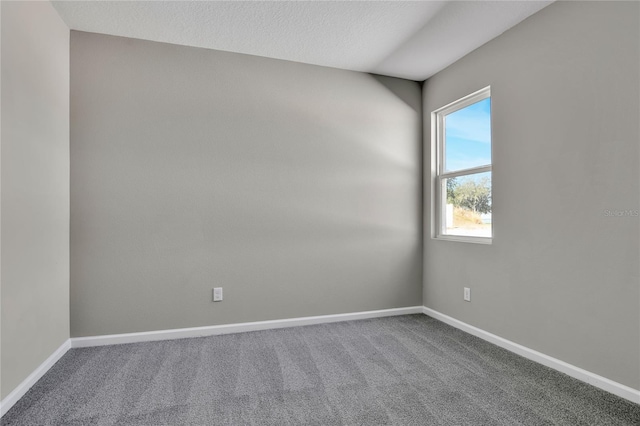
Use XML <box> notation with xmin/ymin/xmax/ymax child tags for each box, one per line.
<box><xmin>70</xmin><ymin>32</ymin><xmax>422</xmax><ymax>337</ymax></box>
<box><xmin>1</xmin><ymin>1</ymin><xmax>70</xmax><ymax>399</ymax></box>
<box><xmin>423</xmin><ymin>1</ymin><xmax>639</xmax><ymax>389</ymax></box>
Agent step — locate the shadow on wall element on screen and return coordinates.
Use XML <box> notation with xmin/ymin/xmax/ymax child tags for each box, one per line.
<box><xmin>371</xmin><ymin>74</ymin><xmax>423</xmax><ymax>113</ymax></box>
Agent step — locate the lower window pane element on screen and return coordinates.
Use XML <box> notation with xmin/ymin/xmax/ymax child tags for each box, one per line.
<box><xmin>443</xmin><ymin>172</ymin><xmax>491</xmax><ymax>238</ymax></box>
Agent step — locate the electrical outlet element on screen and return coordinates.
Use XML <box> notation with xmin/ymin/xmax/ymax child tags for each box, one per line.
<box><xmin>213</xmin><ymin>287</ymin><xmax>223</xmax><ymax>302</ymax></box>
<box><xmin>464</xmin><ymin>287</ymin><xmax>471</xmax><ymax>302</ymax></box>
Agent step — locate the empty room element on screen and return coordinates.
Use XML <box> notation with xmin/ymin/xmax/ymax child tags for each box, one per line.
<box><xmin>1</xmin><ymin>0</ymin><xmax>639</xmax><ymax>424</ymax></box>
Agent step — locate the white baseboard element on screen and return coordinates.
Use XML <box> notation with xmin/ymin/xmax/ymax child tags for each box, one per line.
<box><xmin>0</xmin><ymin>339</ymin><xmax>71</xmax><ymax>417</ymax></box>
<box><xmin>71</xmin><ymin>306</ymin><xmax>424</xmax><ymax>348</ymax></box>
<box><xmin>422</xmin><ymin>307</ymin><xmax>640</xmax><ymax>405</ymax></box>
<box><xmin>6</xmin><ymin>306</ymin><xmax>636</xmax><ymax>419</ymax></box>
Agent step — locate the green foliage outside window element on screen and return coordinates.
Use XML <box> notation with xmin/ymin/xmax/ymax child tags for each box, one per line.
<box><xmin>446</xmin><ymin>176</ymin><xmax>491</xmax><ymax>214</ymax></box>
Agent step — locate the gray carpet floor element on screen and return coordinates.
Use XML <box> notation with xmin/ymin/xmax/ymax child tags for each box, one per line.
<box><xmin>2</xmin><ymin>314</ymin><xmax>639</xmax><ymax>425</ymax></box>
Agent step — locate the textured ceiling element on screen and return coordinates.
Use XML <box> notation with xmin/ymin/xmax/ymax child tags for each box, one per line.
<box><xmin>52</xmin><ymin>1</ymin><xmax>553</xmax><ymax>81</ymax></box>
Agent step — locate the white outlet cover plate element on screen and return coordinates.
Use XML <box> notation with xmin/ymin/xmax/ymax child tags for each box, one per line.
<box><xmin>213</xmin><ymin>288</ymin><xmax>223</xmax><ymax>302</ymax></box>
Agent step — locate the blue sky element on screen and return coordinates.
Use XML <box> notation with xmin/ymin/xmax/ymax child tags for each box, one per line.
<box><xmin>444</xmin><ymin>98</ymin><xmax>491</xmax><ymax>172</ymax></box>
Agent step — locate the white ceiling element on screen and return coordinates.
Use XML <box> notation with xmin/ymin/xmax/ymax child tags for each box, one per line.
<box><xmin>52</xmin><ymin>0</ymin><xmax>553</xmax><ymax>81</ymax></box>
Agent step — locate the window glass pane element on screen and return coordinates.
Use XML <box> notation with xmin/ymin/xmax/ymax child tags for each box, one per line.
<box><xmin>444</xmin><ymin>98</ymin><xmax>491</xmax><ymax>172</ymax></box>
<box><xmin>443</xmin><ymin>172</ymin><xmax>491</xmax><ymax>238</ymax></box>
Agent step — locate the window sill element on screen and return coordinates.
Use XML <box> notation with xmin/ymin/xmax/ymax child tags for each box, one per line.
<box><xmin>433</xmin><ymin>235</ymin><xmax>492</xmax><ymax>245</ymax></box>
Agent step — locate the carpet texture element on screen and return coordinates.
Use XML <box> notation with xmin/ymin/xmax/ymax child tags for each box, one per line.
<box><xmin>2</xmin><ymin>314</ymin><xmax>639</xmax><ymax>425</ymax></box>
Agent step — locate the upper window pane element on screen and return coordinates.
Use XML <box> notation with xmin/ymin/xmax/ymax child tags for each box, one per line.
<box><xmin>444</xmin><ymin>97</ymin><xmax>491</xmax><ymax>172</ymax></box>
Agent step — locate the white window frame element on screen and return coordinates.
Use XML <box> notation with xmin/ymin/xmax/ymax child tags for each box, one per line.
<box><xmin>431</xmin><ymin>86</ymin><xmax>492</xmax><ymax>244</ymax></box>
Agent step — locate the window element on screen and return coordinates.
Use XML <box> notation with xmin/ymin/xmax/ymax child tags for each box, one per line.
<box><xmin>432</xmin><ymin>87</ymin><xmax>492</xmax><ymax>243</ymax></box>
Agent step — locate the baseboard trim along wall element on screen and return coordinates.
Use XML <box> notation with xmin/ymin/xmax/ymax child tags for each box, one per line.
<box><xmin>0</xmin><ymin>339</ymin><xmax>72</xmax><ymax>417</ymax></box>
<box><xmin>422</xmin><ymin>307</ymin><xmax>640</xmax><ymax>405</ymax></box>
<box><xmin>3</xmin><ymin>306</ymin><xmax>638</xmax><ymax>419</ymax></box>
<box><xmin>70</xmin><ymin>306</ymin><xmax>424</xmax><ymax>348</ymax></box>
